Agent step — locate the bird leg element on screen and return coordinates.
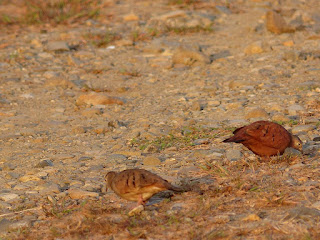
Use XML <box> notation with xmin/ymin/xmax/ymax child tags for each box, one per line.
<box><xmin>136</xmin><ymin>195</ymin><xmax>146</xmax><ymax>206</ymax></box>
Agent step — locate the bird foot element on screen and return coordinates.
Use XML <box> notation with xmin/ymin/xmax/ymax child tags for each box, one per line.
<box><xmin>137</xmin><ymin>195</ymin><xmax>146</xmax><ymax>206</ymax></box>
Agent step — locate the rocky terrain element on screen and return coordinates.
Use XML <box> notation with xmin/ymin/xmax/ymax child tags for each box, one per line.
<box><xmin>0</xmin><ymin>0</ymin><xmax>320</xmax><ymax>239</ymax></box>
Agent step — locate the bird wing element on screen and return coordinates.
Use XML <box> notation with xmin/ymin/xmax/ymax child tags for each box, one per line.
<box><xmin>113</xmin><ymin>169</ymin><xmax>169</xmax><ymax>195</ymax></box>
<box><xmin>244</xmin><ymin>122</ymin><xmax>290</xmax><ymax>149</ymax></box>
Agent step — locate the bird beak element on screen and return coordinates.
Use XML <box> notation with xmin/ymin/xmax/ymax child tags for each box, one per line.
<box><xmin>300</xmin><ymin>146</ymin><xmax>306</xmax><ymax>155</ymax></box>
<box><xmin>103</xmin><ymin>182</ymin><xmax>108</xmax><ymax>193</ymax></box>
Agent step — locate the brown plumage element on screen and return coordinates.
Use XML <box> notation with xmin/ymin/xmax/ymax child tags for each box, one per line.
<box><xmin>105</xmin><ymin>169</ymin><xmax>183</xmax><ymax>205</ymax></box>
<box><xmin>223</xmin><ymin>121</ymin><xmax>303</xmax><ymax>158</ymax></box>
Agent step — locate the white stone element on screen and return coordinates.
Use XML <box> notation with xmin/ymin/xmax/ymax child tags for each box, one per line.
<box><xmin>0</xmin><ymin>193</ymin><xmax>19</xmax><ymax>201</ymax></box>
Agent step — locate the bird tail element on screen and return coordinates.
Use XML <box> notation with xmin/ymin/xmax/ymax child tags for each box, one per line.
<box><xmin>222</xmin><ymin>137</ymin><xmax>233</xmax><ymax>143</ymax></box>
<box><xmin>222</xmin><ymin>136</ymin><xmax>244</xmax><ymax>143</ymax></box>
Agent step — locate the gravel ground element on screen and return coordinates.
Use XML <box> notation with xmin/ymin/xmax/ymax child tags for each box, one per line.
<box><xmin>0</xmin><ymin>0</ymin><xmax>320</xmax><ymax>239</ymax></box>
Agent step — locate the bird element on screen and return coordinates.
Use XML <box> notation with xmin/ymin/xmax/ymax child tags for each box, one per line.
<box><xmin>105</xmin><ymin>169</ymin><xmax>183</xmax><ymax>206</ymax></box>
<box><xmin>223</xmin><ymin>121</ymin><xmax>303</xmax><ymax>159</ymax></box>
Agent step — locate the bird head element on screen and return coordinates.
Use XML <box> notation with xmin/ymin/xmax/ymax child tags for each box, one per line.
<box><xmin>105</xmin><ymin>171</ymin><xmax>116</xmax><ymax>191</ymax></box>
<box><xmin>291</xmin><ymin>135</ymin><xmax>303</xmax><ymax>153</ymax></box>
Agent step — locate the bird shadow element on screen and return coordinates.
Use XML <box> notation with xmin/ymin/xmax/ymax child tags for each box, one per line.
<box><xmin>146</xmin><ymin>175</ymin><xmax>214</xmax><ymax>206</ymax></box>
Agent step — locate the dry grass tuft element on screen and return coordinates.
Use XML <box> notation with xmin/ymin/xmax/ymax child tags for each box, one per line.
<box><xmin>84</xmin><ymin>31</ymin><xmax>122</xmax><ymax>47</ymax></box>
<box><xmin>0</xmin><ymin>0</ymin><xmax>102</xmax><ymax>25</ymax></box>
<box><xmin>130</xmin><ymin>125</ymin><xmax>229</xmax><ymax>151</ymax></box>
<box><xmin>7</xmin><ymin>154</ymin><xmax>320</xmax><ymax>239</ymax></box>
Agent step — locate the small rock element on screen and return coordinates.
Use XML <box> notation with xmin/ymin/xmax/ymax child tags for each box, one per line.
<box><xmin>0</xmin><ymin>201</ymin><xmax>11</xmax><ymax>210</ymax></box>
<box><xmin>13</xmin><ymin>184</ymin><xmax>29</xmax><ymax>190</ymax></box>
<box><xmin>43</xmin><ymin>71</ymin><xmax>60</xmax><ymax>79</ymax></box>
<box><xmin>283</xmin><ymin>40</ymin><xmax>294</xmax><ymax>47</ymax></box>
<box><xmin>8</xmin><ymin>219</ymin><xmax>32</xmax><ymax>231</ymax></box>
<box><xmin>143</xmin><ymin>145</ymin><xmax>160</xmax><ymax>153</ymax></box>
<box><xmin>20</xmin><ymin>129</ymin><xmax>35</xmax><ymax>136</ymax></box>
<box><xmin>211</xmin><ymin>214</ymin><xmax>231</xmax><ymax>224</ymax></box>
<box><xmin>88</xmin><ymin>164</ymin><xmax>104</xmax><ymax>172</ymax></box>
<box><xmin>38</xmin><ymin>52</ymin><xmax>54</xmax><ymax>58</ymax></box>
<box><xmin>108</xmin><ymin>120</ymin><xmax>126</xmax><ymax>129</ymax></box>
<box><xmin>208</xmin><ymin>100</ymin><xmax>221</xmax><ymax>107</ymax></box>
<box><xmin>0</xmin><ymin>193</ymin><xmax>19</xmax><ymax>202</ymax></box>
<box><xmin>45</xmin><ymin>79</ymin><xmax>75</xmax><ymax>89</ymax></box>
<box><xmin>0</xmin><ymin>218</ymin><xmax>11</xmax><ymax>233</ymax></box>
<box><xmin>287</xmin><ymin>104</ymin><xmax>305</xmax><ymax>115</ymax></box>
<box><xmin>19</xmin><ymin>175</ymin><xmax>41</xmax><ymax>182</ymax></box>
<box><xmin>178</xmin><ymin>166</ymin><xmax>200</xmax><ymax>175</ymax></box>
<box><xmin>228</xmin><ymin>119</ymin><xmax>249</xmax><ymax>126</ymax></box>
<box><xmin>76</xmin><ymin>92</ymin><xmax>124</xmax><ymax>106</ymax></box>
<box><xmin>191</xmin><ymin>101</ymin><xmax>202</xmax><ymax>111</ymax></box>
<box><xmin>155</xmin><ymin>10</ymin><xmax>187</xmax><ymax>21</ymax></box>
<box><xmin>47</xmin><ymin>41</ymin><xmax>70</xmax><ymax>52</ymax></box>
<box><xmin>56</xmin><ymin>153</ymin><xmax>75</xmax><ymax>160</ymax></box>
<box><xmin>226</xmin><ymin>149</ymin><xmax>242</xmax><ymax>161</ymax></box>
<box><xmin>81</xmin><ymin>108</ymin><xmax>102</xmax><ymax>117</ymax></box>
<box><xmin>83</xmin><ymin>181</ymin><xmax>102</xmax><ymax>192</ymax></box>
<box><xmin>271</xmin><ymin>113</ymin><xmax>290</xmax><ymax>122</ymax></box>
<box><xmin>303</xmin><ymin>144</ymin><xmax>320</xmax><ymax>155</ymax></box>
<box><xmin>286</xmin><ymin>163</ymin><xmax>305</xmax><ymax>171</ymax></box>
<box><xmin>164</xmin><ymin>147</ymin><xmax>178</xmax><ymax>153</ymax></box>
<box><xmin>123</xmin><ymin>13</ymin><xmax>139</xmax><ymax>21</ymax></box>
<box><xmin>170</xmin><ymin>202</ymin><xmax>185</xmax><ymax>211</ymax></box>
<box><xmin>20</xmin><ymin>93</ymin><xmax>34</xmax><ymax>99</ymax></box>
<box><xmin>2</xmin><ymin>163</ymin><xmax>16</xmax><ymax>171</ymax></box>
<box><xmin>115</xmin><ymin>39</ymin><xmax>133</xmax><ymax>47</ymax></box>
<box><xmin>242</xmin><ymin>213</ymin><xmax>261</xmax><ymax>221</ymax></box>
<box><xmin>289</xmin><ymin>14</ymin><xmax>304</xmax><ymax>31</ymax></box>
<box><xmin>68</xmin><ymin>189</ymin><xmax>99</xmax><ymax>199</ymax></box>
<box><xmin>185</xmin><ymin>18</ymin><xmax>202</xmax><ymax>28</ymax></box>
<box><xmin>172</xmin><ymin>47</ymin><xmax>210</xmax><ymax>66</ymax></box>
<box><xmin>72</xmin><ymin>126</ymin><xmax>86</xmax><ymax>134</ymax></box>
<box><xmin>245</xmin><ymin>108</ymin><xmax>269</xmax><ymax>119</ymax></box>
<box><xmin>78</xmin><ymin>156</ymin><xmax>93</xmax><ymax>161</ymax></box>
<box><xmin>143</xmin><ymin>156</ymin><xmax>161</xmax><ymax>166</ymax></box>
<box><xmin>225</xmin><ymin>102</ymin><xmax>244</xmax><ymax>110</ymax></box>
<box><xmin>283</xmin><ymin>50</ymin><xmax>299</xmax><ymax>61</ymax></box>
<box><xmin>115</xmin><ymin>151</ymin><xmax>141</xmax><ymax>157</ymax></box>
<box><xmin>93</xmin><ymin>126</ymin><xmax>108</xmax><ymax>134</ymax></box>
<box><xmin>311</xmin><ymin>201</ymin><xmax>320</xmax><ymax>210</ymax></box>
<box><xmin>35</xmin><ymin>159</ymin><xmax>53</xmax><ymax>168</ymax></box>
<box><xmin>313</xmin><ymin>137</ymin><xmax>320</xmax><ymax>142</ymax></box>
<box><xmin>37</xmin><ymin>183</ymin><xmax>61</xmax><ymax>194</ymax></box>
<box><xmin>107</xmin><ymin>154</ymin><xmax>127</xmax><ymax>163</ymax></box>
<box><xmin>7</xmin><ymin>172</ymin><xmax>20</xmax><ymax>179</ymax></box>
<box><xmin>286</xmin><ymin>206</ymin><xmax>320</xmax><ymax>219</ymax></box>
<box><xmin>210</xmin><ymin>50</ymin><xmax>231</xmax><ymax>62</ymax></box>
<box><xmin>105</xmin><ymin>213</ymin><xmax>124</xmax><ymax>224</ymax></box>
<box><xmin>258</xmin><ymin>68</ymin><xmax>274</xmax><ymax>78</ymax></box>
<box><xmin>244</xmin><ymin>41</ymin><xmax>264</xmax><ymax>55</ymax></box>
<box><xmin>266</xmin><ymin>11</ymin><xmax>295</xmax><ymax>34</ymax></box>
<box><xmin>31</xmin><ymin>39</ymin><xmax>42</xmax><ymax>47</ymax></box>
<box><xmin>193</xmin><ymin>138</ymin><xmax>210</xmax><ymax>145</ymax></box>
<box><xmin>214</xmin><ymin>5</ymin><xmax>231</xmax><ymax>14</ymax></box>
<box><xmin>291</xmin><ymin>125</ymin><xmax>316</xmax><ymax>134</ymax></box>
<box><xmin>192</xmin><ymin>149</ymin><xmax>214</xmax><ymax>159</ymax></box>
<box><xmin>128</xmin><ymin>205</ymin><xmax>144</xmax><ymax>216</ymax></box>
<box><xmin>228</xmin><ymin>80</ymin><xmax>251</xmax><ymax>89</ymax></box>
<box><xmin>284</xmin><ymin>148</ymin><xmax>302</xmax><ymax>156</ymax></box>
